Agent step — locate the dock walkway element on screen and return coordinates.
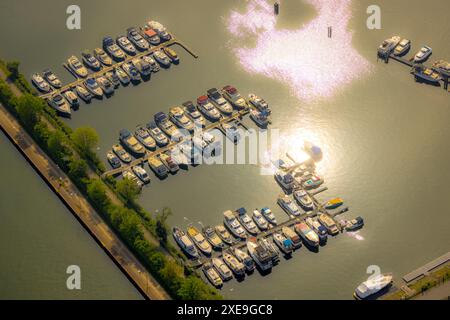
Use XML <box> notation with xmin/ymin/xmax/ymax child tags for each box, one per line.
<box><xmin>403</xmin><ymin>252</ymin><xmax>450</xmax><ymax>284</ymax></box>
<box><xmin>40</xmin><ymin>33</ymin><xmax>197</xmax><ymax>100</ymax></box>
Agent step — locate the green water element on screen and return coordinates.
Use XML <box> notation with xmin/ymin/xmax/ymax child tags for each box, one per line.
<box><xmin>0</xmin><ymin>0</ymin><xmax>449</xmax><ymax>299</ymax></box>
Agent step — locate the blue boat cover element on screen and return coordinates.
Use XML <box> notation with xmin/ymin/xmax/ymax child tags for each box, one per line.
<box><xmin>236</xmin><ymin>207</ymin><xmax>247</xmax><ymax>215</ymax></box>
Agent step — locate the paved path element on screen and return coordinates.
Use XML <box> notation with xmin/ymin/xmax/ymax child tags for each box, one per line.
<box><xmin>414</xmin><ymin>281</ymin><xmax>450</xmax><ymax>300</ymax></box>
<box><xmin>0</xmin><ymin>69</ymin><xmax>170</xmax><ymax>300</ymax></box>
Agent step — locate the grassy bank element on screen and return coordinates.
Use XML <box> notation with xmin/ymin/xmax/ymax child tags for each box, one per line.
<box><xmin>0</xmin><ymin>59</ymin><xmax>221</xmax><ymax>300</ymax></box>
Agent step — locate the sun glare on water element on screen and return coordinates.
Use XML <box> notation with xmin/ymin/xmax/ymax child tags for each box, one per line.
<box><xmin>226</xmin><ymin>0</ymin><xmax>373</xmax><ymax>101</ymax></box>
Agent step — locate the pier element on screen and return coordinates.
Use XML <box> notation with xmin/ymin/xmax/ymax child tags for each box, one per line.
<box><xmin>101</xmin><ymin>108</ymin><xmax>250</xmax><ymax>178</ymax></box>
<box><xmin>39</xmin><ymin>34</ymin><xmax>198</xmax><ymax>100</ymax></box>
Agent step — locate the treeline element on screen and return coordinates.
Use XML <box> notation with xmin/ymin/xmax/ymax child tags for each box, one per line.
<box><xmin>0</xmin><ymin>60</ymin><xmax>221</xmax><ymax>300</ymax></box>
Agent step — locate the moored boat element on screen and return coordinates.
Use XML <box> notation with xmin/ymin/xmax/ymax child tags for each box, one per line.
<box><xmin>103</xmin><ymin>36</ymin><xmax>126</xmax><ymax>61</ymax></box>
<box><xmin>116</xmin><ymin>35</ymin><xmax>136</xmax><ymax>55</ymax></box>
<box><xmin>294</xmin><ymin>222</ymin><xmax>319</xmax><ymax>248</ymax></box>
<box><xmin>142</xmin><ymin>54</ymin><xmax>160</xmax><ymax>72</ymax></box>
<box><xmin>123</xmin><ymin>170</ymin><xmax>143</xmax><ymax>188</ymax></box>
<box><xmin>131</xmin><ymin>58</ymin><xmax>152</xmax><ymax>78</ymax></box>
<box><xmin>223</xmin><ymin>251</ymin><xmax>246</xmax><ymax>277</ymax></box>
<box><xmin>42</xmin><ymin>69</ymin><xmax>62</xmax><ymax>89</ymax></box>
<box><xmin>187</xmin><ymin>225</ymin><xmax>212</xmax><ymax>256</ymax></box>
<box><xmin>153</xmin><ymin>50</ymin><xmax>171</xmax><ymax>67</ymax></box>
<box><xmin>214</xmin><ymin>225</ymin><xmax>234</xmax><ymax>245</ymax></box>
<box><xmin>146</xmin><ymin>20</ymin><xmax>171</xmax><ymax>41</ymax></box>
<box><xmin>146</xmin><ymin>121</ymin><xmax>169</xmax><ymax>146</ymax></box>
<box><xmin>134</xmin><ymin>126</ymin><xmax>156</xmax><ymax>150</ymax></box>
<box><xmin>96</xmin><ymin>76</ymin><xmax>114</xmax><ymax>96</ymax></box>
<box><xmin>127</xmin><ymin>27</ymin><xmax>149</xmax><ymax>51</ymax></box>
<box><xmin>275</xmin><ymin>170</ymin><xmax>294</xmax><ymax>191</ymax></box>
<box><xmin>163</xmin><ymin>47</ymin><xmax>179</xmax><ymax>64</ymax></box>
<box><xmin>344</xmin><ymin>216</ymin><xmax>364</xmax><ymax>231</ymax></box>
<box><xmin>182</xmin><ymin>101</ymin><xmax>206</xmax><ymax>127</ymax></box>
<box><xmin>140</xmin><ymin>26</ymin><xmax>161</xmax><ymax>45</ymax></box>
<box><xmin>411</xmin><ymin>64</ymin><xmax>441</xmax><ymax>83</ymax></box>
<box><xmin>250</xmin><ymin>108</ymin><xmax>270</xmax><ymax>128</ymax></box>
<box><xmin>305</xmin><ymin>217</ymin><xmax>328</xmax><ymax>244</ymax></box>
<box><xmin>318</xmin><ymin>213</ymin><xmax>339</xmax><ymax>235</ymax></box>
<box><xmin>105</xmin><ymin>71</ymin><xmax>120</xmax><ymax>88</ymax></box>
<box><xmin>252</xmin><ymin>209</ymin><xmax>269</xmax><ymax>231</ymax></box>
<box><xmin>282</xmin><ymin>226</ymin><xmax>302</xmax><ymax>249</ymax></box>
<box><xmin>222</xmin><ymin>85</ymin><xmax>248</xmax><ymax>110</ymax></box>
<box><xmin>432</xmin><ymin>60</ymin><xmax>450</xmax><ymax>77</ymax></box>
<box><xmin>413</xmin><ymin>45</ymin><xmax>432</xmax><ymax>63</ymax></box>
<box><xmin>233</xmin><ymin>247</ymin><xmax>255</xmax><ymax>272</ymax></box>
<box><xmin>272</xmin><ymin>232</ymin><xmax>293</xmax><ymax>255</ymax></box>
<box><xmin>121</xmin><ymin>62</ymin><xmax>141</xmax><ymax>82</ymax></box>
<box><xmin>202</xmin><ymin>226</ymin><xmax>225</xmax><ymax>250</ymax></box>
<box><xmin>293</xmin><ymin>189</ymin><xmax>314</xmax><ymax>211</ymax></box>
<box><xmin>83</xmin><ymin>78</ymin><xmax>103</xmax><ymax>98</ymax></box>
<box><xmin>377</xmin><ymin>36</ymin><xmax>401</xmax><ymax>57</ymax></box>
<box><xmin>302</xmin><ymin>174</ymin><xmax>324</xmax><ymax>190</ymax></box>
<box><xmin>393</xmin><ymin>38</ymin><xmax>411</xmax><ymax>56</ymax></box>
<box><xmin>169</xmin><ymin>106</ymin><xmax>194</xmax><ymax>132</ymax></box>
<box><xmin>197</xmin><ymin>95</ymin><xmax>221</xmax><ymax>121</ymax></box>
<box><xmin>132</xmin><ymin>165</ymin><xmax>151</xmax><ymax>184</ymax></box>
<box><xmin>248</xmin><ymin>93</ymin><xmax>271</xmax><ymax>114</ymax></box>
<box><xmin>106</xmin><ymin>151</ymin><xmax>121</xmax><ymax>169</ymax></box>
<box><xmin>74</xmin><ymin>84</ymin><xmax>92</xmax><ymax>102</ymax></box>
<box><xmin>93</xmin><ymin>48</ymin><xmax>113</xmax><ymax>66</ymax></box>
<box><xmin>115</xmin><ymin>67</ymin><xmax>130</xmax><ymax>85</ymax></box>
<box><xmin>246</xmin><ymin>238</ymin><xmax>272</xmax><ymax>271</ymax></box>
<box><xmin>112</xmin><ymin>144</ymin><xmax>132</xmax><ymax>163</ymax></box>
<box><xmin>67</xmin><ymin>55</ymin><xmax>88</xmax><ymax>78</ymax></box>
<box><xmin>223</xmin><ymin>210</ymin><xmax>247</xmax><ymax>239</ymax></box>
<box><xmin>48</xmin><ymin>94</ymin><xmax>71</xmax><ymax>117</ymax></box>
<box><xmin>158</xmin><ymin>152</ymin><xmax>179</xmax><ymax>174</ymax></box>
<box><xmin>212</xmin><ymin>258</ymin><xmax>233</xmax><ymax>281</ymax></box>
<box><xmin>202</xmin><ymin>262</ymin><xmax>223</xmax><ymax>288</ymax></box>
<box><xmin>154</xmin><ymin>112</ymin><xmax>181</xmax><ymax>141</ymax></box>
<box><xmin>63</xmin><ymin>90</ymin><xmax>79</xmax><ymax>108</ymax></box>
<box><xmin>221</xmin><ymin>122</ymin><xmax>241</xmax><ymax>144</ymax></box>
<box><xmin>173</xmin><ymin>226</ymin><xmax>199</xmax><ymax>259</ymax></box>
<box><xmin>31</xmin><ymin>73</ymin><xmax>51</xmax><ymax>93</ymax></box>
<box><xmin>324</xmin><ymin>197</ymin><xmax>344</xmax><ymax>210</ymax></box>
<box><xmin>119</xmin><ymin>129</ymin><xmax>146</xmax><ymax>156</ymax></box>
<box><xmin>277</xmin><ymin>195</ymin><xmax>301</xmax><ymax>217</ymax></box>
<box><xmin>207</xmin><ymin>87</ymin><xmax>233</xmax><ymax>115</ymax></box>
<box><xmin>81</xmin><ymin>50</ymin><xmax>101</xmax><ymax>71</ymax></box>
<box><xmin>148</xmin><ymin>155</ymin><xmax>168</xmax><ymax>179</ymax></box>
<box><xmin>260</xmin><ymin>207</ymin><xmax>277</xmax><ymax>225</ymax></box>
<box><xmin>354</xmin><ymin>273</ymin><xmax>393</xmax><ymax>300</ymax></box>
<box><xmin>259</xmin><ymin>238</ymin><xmax>279</xmax><ymax>264</ymax></box>
<box><xmin>236</xmin><ymin>207</ymin><xmax>259</xmax><ymax>235</ymax></box>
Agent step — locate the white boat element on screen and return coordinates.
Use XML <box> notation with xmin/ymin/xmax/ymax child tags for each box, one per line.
<box><xmin>250</xmin><ymin>108</ymin><xmax>269</xmax><ymax>128</ymax></box>
<box><xmin>377</xmin><ymin>35</ymin><xmax>401</xmax><ymax>57</ymax></box>
<box><xmin>96</xmin><ymin>76</ymin><xmax>114</xmax><ymax>96</ymax></box>
<box><xmin>246</xmin><ymin>239</ymin><xmax>272</xmax><ymax>271</ymax></box>
<box><xmin>102</xmin><ymin>36</ymin><xmax>126</xmax><ymax>61</ymax></box>
<box><xmin>432</xmin><ymin>60</ymin><xmax>450</xmax><ymax>77</ymax></box>
<box><xmin>93</xmin><ymin>48</ymin><xmax>113</xmax><ymax>66</ymax></box>
<box><xmin>354</xmin><ymin>273</ymin><xmax>393</xmax><ymax>300</ymax></box>
<box><xmin>42</xmin><ymin>69</ymin><xmax>62</xmax><ymax>89</ymax></box>
<box><xmin>131</xmin><ymin>58</ymin><xmax>152</xmax><ymax>78</ymax></box>
<box><xmin>411</xmin><ymin>64</ymin><xmax>441</xmax><ymax>83</ymax></box>
<box><xmin>146</xmin><ymin>20</ymin><xmax>171</xmax><ymax>41</ymax></box>
<box><xmin>132</xmin><ymin>165</ymin><xmax>151</xmax><ymax>184</ymax></box>
<box><xmin>107</xmin><ymin>151</ymin><xmax>121</xmax><ymax>169</ymax></box>
<box><xmin>222</xmin><ymin>85</ymin><xmax>248</xmax><ymax>110</ymax></box>
<box><xmin>260</xmin><ymin>207</ymin><xmax>277</xmax><ymax>225</ymax></box>
<box><xmin>281</xmin><ymin>226</ymin><xmax>302</xmax><ymax>249</ymax></box>
<box><xmin>248</xmin><ymin>93</ymin><xmax>271</xmax><ymax>114</ymax></box>
<box><xmin>31</xmin><ymin>73</ymin><xmax>51</xmax><ymax>93</ymax></box>
<box><xmin>115</xmin><ymin>67</ymin><xmax>130</xmax><ymax>85</ymax></box>
<box><xmin>140</xmin><ymin>26</ymin><xmax>161</xmax><ymax>45</ymax></box>
<box><xmin>393</xmin><ymin>39</ymin><xmax>411</xmax><ymax>56</ymax></box>
<box><xmin>223</xmin><ymin>210</ymin><xmax>247</xmax><ymax>239</ymax></box>
<box><xmin>413</xmin><ymin>45</ymin><xmax>432</xmax><ymax>63</ymax></box>
<box><xmin>148</xmin><ymin>156</ymin><xmax>168</xmax><ymax>179</ymax></box>
<box><xmin>122</xmin><ymin>62</ymin><xmax>141</xmax><ymax>82</ymax></box>
<box><xmin>142</xmin><ymin>54</ymin><xmax>160</xmax><ymax>72</ymax></box>
<box><xmin>207</xmin><ymin>87</ymin><xmax>233</xmax><ymax>115</ymax></box>
<box><xmin>202</xmin><ymin>262</ymin><xmax>223</xmax><ymax>288</ymax></box>
<box><xmin>159</xmin><ymin>152</ymin><xmax>179</xmax><ymax>174</ymax></box>
<box><xmin>272</xmin><ymin>232</ymin><xmax>293</xmax><ymax>255</ymax></box>
<box><xmin>252</xmin><ymin>209</ymin><xmax>268</xmax><ymax>231</ymax></box>
<box><xmin>294</xmin><ymin>222</ymin><xmax>319</xmax><ymax>248</ymax></box>
<box><xmin>222</xmin><ymin>251</ymin><xmax>246</xmax><ymax>277</ymax></box>
<box><xmin>305</xmin><ymin>217</ymin><xmax>328</xmax><ymax>243</ymax></box>
<box><xmin>344</xmin><ymin>216</ymin><xmax>364</xmax><ymax>231</ymax></box>
<box><xmin>134</xmin><ymin>126</ymin><xmax>156</xmax><ymax>150</ymax></box>
<box><xmin>81</xmin><ymin>50</ymin><xmax>101</xmax><ymax>71</ymax></box>
<box><xmin>67</xmin><ymin>55</ymin><xmax>89</xmax><ymax>78</ymax></box>
<box><xmin>48</xmin><ymin>94</ymin><xmax>71</xmax><ymax>117</ymax></box>
<box><xmin>293</xmin><ymin>189</ymin><xmax>314</xmax><ymax>211</ymax></box>
<box><xmin>182</xmin><ymin>101</ymin><xmax>205</xmax><ymax>127</ymax></box>
<box><xmin>259</xmin><ymin>238</ymin><xmax>279</xmax><ymax>264</ymax></box>
<box><xmin>275</xmin><ymin>170</ymin><xmax>294</xmax><ymax>191</ymax></box>
<box><xmin>233</xmin><ymin>248</ymin><xmax>255</xmax><ymax>272</ymax></box>
<box><xmin>84</xmin><ymin>78</ymin><xmax>103</xmax><ymax>98</ymax></box>
<box><xmin>318</xmin><ymin>213</ymin><xmax>340</xmax><ymax>235</ymax></box>
<box><xmin>105</xmin><ymin>70</ymin><xmax>120</xmax><ymax>88</ymax></box>
<box><xmin>214</xmin><ymin>225</ymin><xmax>234</xmax><ymax>245</ymax></box>
<box><xmin>278</xmin><ymin>195</ymin><xmax>301</xmax><ymax>217</ymax></box>
<box><xmin>116</xmin><ymin>36</ymin><xmax>136</xmax><ymax>55</ymax></box>
<box><xmin>63</xmin><ymin>90</ymin><xmax>79</xmax><ymax>108</ymax></box>
<box><xmin>236</xmin><ymin>208</ymin><xmax>259</xmax><ymax>235</ymax></box>
<box><xmin>112</xmin><ymin>144</ymin><xmax>132</xmax><ymax>163</ymax></box>
<box><xmin>74</xmin><ymin>84</ymin><xmax>92</xmax><ymax>102</ymax></box>
<box><xmin>153</xmin><ymin>50</ymin><xmax>171</xmax><ymax>67</ymax></box>
<box><xmin>187</xmin><ymin>225</ymin><xmax>212</xmax><ymax>256</ymax></box>
<box><xmin>123</xmin><ymin>170</ymin><xmax>143</xmax><ymax>188</ymax></box>
<box><xmin>146</xmin><ymin>121</ymin><xmax>169</xmax><ymax>147</ymax></box>
<box><xmin>127</xmin><ymin>27</ymin><xmax>150</xmax><ymax>51</ymax></box>
<box><xmin>212</xmin><ymin>258</ymin><xmax>233</xmax><ymax>281</ymax></box>
<box><xmin>197</xmin><ymin>95</ymin><xmax>221</xmax><ymax>121</ymax></box>
<box><xmin>169</xmin><ymin>106</ymin><xmax>194</xmax><ymax>132</ymax></box>
<box><xmin>173</xmin><ymin>227</ymin><xmax>199</xmax><ymax>259</ymax></box>
<box><xmin>221</xmin><ymin>122</ymin><xmax>241</xmax><ymax>144</ymax></box>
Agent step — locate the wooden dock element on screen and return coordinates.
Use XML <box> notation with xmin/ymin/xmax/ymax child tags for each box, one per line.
<box><xmin>39</xmin><ymin>33</ymin><xmax>198</xmax><ymax>100</ymax></box>
<box><xmin>101</xmin><ymin>108</ymin><xmax>250</xmax><ymax>178</ymax></box>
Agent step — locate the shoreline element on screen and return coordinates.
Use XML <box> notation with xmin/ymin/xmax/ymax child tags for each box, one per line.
<box><xmin>0</xmin><ymin>102</ymin><xmax>170</xmax><ymax>300</ymax></box>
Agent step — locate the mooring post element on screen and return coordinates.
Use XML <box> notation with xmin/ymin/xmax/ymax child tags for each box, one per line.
<box><xmin>274</xmin><ymin>2</ymin><xmax>279</xmax><ymax>15</ymax></box>
<box><xmin>328</xmin><ymin>26</ymin><xmax>332</xmax><ymax>38</ymax></box>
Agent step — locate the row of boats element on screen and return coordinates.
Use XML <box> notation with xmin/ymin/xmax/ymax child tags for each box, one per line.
<box><xmin>106</xmin><ymin>89</ymin><xmax>271</xmax><ymax>177</ymax></box>
<box><xmin>378</xmin><ymin>36</ymin><xmax>449</xmax><ymax>84</ymax></box>
<box><xmin>173</xmin><ymin>206</ymin><xmax>364</xmax><ymax>287</ymax></box>
<box><xmin>31</xmin><ymin>21</ymin><xmax>179</xmax><ymax>117</ymax></box>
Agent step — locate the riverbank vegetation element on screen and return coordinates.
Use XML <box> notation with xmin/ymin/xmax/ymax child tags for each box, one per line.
<box><xmin>0</xmin><ymin>59</ymin><xmax>221</xmax><ymax>300</ymax></box>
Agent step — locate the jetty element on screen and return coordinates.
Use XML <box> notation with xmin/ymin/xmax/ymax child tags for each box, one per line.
<box><xmin>102</xmin><ymin>108</ymin><xmax>251</xmax><ymax>178</ymax></box>
<box><xmin>39</xmin><ymin>33</ymin><xmax>198</xmax><ymax>100</ymax></box>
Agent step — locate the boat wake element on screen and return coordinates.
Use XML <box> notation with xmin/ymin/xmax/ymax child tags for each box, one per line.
<box><xmin>226</xmin><ymin>0</ymin><xmax>373</xmax><ymax>101</ymax></box>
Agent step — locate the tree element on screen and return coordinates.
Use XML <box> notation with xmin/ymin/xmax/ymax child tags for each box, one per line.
<box><xmin>47</xmin><ymin>130</ymin><xmax>71</xmax><ymax>163</ymax></box>
<box><xmin>6</xmin><ymin>61</ymin><xmax>20</xmax><ymax>80</ymax></box>
<box><xmin>71</xmin><ymin>127</ymin><xmax>99</xmax><ymax>157</ymax></box>
<box><xmin>155</xmin><ymin>207</ymin><xmax>171</xmax><ymax>244</ymax></box>
<box><xmin>86</xmin><ymin>179</ymin><xmax>109</xmax><ymax>209</ymax></box>
<box><xmin>159</xmin><ymin>260</ymin><xmax>183</xmax><ymax>292</ymax></box>
<box><xmin>68</xmin><ymin>157</ymin><xmax>88</xmax><ymax>181</ymax></box>
<box><xmin>118</xmin><ymin>210</ymin><xmax>143</xmax><ymax>244</ymax></box>
<box><xmin>177</xmin><ymin>276</ymin><xmax>211</xmax><ymax>300</ymax></box>
<box><xmin>116</xmin><ymin>178</ymin><xmax>141</xmax><ymax>203</ymax></box>
<box><xmin>16</xmin><ymin>94</ymin><xmax>44</xmax><ymax>130</ymax></box>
